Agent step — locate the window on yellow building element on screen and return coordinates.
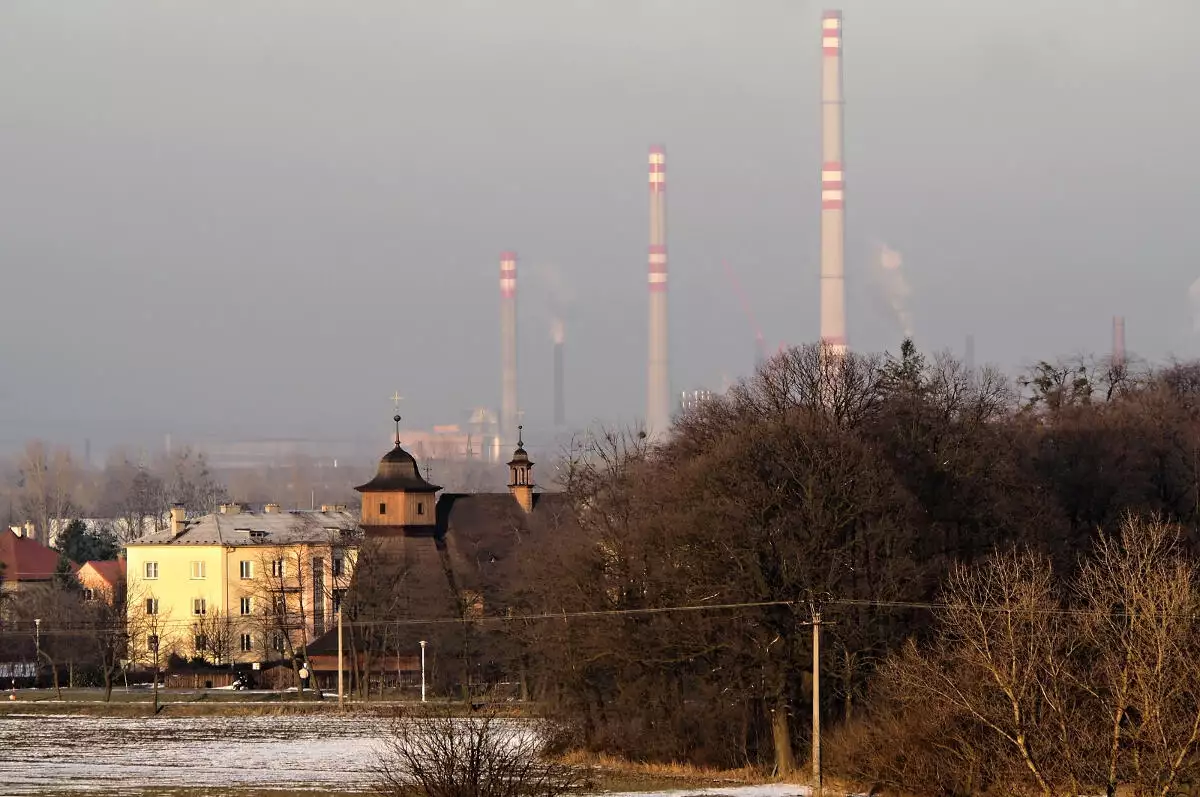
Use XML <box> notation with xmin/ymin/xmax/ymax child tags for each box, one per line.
<box><xmin>271</xmin><ymin>559</ymin><xmax>285</xmax><ymax>578</ymax></box>
<box><xmin>194</xmin><ymin>634</ymin><xmax>207</xmax><ymax>652</ymax></box>
<box><xmin>332</xmin><ymin>556</ymin><xmax>345</xmax><ymax>577</ymax></box>
<box><xmin>145</xmin><ymin>598</ymin><xmax>158</xmax><ymax>615</ymax></box>
<box><xmin>378</xmin><ymin>502</ymin><xmax>387</xmax><ymax>515</ymax></box>
<box><xmin>239</xmin><ymin>634</ymin><xmax>253</xmax><ymax>652</ymax></box>
<box><xmin>239</xmin><ymin>561</ymin><xmax>252</xmax><ymax>579</ymax></box>
<box><xmin>190</xmin><ymin>561</ymin><xmax>206</xmax><ymax>580</ymax></box>
<box><xmin>144</xmin><ymin>562</ymin><xmax>158</xmax><ymax>579</ymax></box>
<box><xmin>193</xmin><ymin>598</ymin><xmax>207</xmax><ymax>616</ymax></box>
<box><xmin>240</xmin><ymin>597</ymin><xmax>252</xmax><ymax>616</ymax></box>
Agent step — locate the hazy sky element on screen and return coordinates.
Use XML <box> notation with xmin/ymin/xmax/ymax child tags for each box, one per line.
<box><xmin>2</xmin><ymin>1</ymin><xmax>1198</xmax><ymax>453</ymax></box>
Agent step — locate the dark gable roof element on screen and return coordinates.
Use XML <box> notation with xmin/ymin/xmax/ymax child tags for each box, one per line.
<box><xmin>355</xmin><ymin>443</ymin><xmax>442</xmax><ymax>493</ymax></box>
<box><xmin>436</xmin><ymin>491</ymin><xmax>577</xmax><ymax>595</ymax></box>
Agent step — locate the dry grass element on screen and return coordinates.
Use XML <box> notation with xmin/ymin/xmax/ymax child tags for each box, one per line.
<box><xmin>556</xmin><ymin>750</ymin><xmax>767</xmax><ymax>789</ymax></box>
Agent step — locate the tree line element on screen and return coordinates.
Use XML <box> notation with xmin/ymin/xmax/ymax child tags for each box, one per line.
<box><xmin>485</xmin><ymin>341</ymin><xmax>1200</xmax><ymax>793</ymax></box>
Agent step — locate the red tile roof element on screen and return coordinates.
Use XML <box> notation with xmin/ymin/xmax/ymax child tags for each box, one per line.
<box><xmin>0</xmin><ymin>529</ymin><xmax>76</xmax><ymax>583</ymax></box>
<box><xmin>80</xmin><ymin>559</ymin><xmax>126</xmax><ymax>587</ymax></box>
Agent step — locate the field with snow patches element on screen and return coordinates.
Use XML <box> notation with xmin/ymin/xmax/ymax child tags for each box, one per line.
<box><xmin>0</xmin><ymin>713</ymin><xmax>382</xmax><ymax>794</ymax></box>
<box><xmin>0</xmin><ymin>713</ymin><xmax>823</xmax><ymax>797</ymax></box>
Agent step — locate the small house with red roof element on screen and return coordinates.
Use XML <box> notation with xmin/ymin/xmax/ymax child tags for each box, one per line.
<box><xmin>78</xmin><ymin>559</ymin><xmax>127</xmax><ymax>602</ymax></box>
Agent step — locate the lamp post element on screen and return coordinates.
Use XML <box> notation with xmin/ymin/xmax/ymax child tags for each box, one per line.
<box><xmin>150</xmin><ymin>635</ymin><xmax>160</xmax><ymax>714</ymax></box>
<box><xmin>419</xmin><ymin>640</ymin><xmax>427</xmax><ymax>702</ymax></box>
<box><xmin>33</xmin><ymin>619</ymin><xmax>41</xmax><ymax>688</ymax></box>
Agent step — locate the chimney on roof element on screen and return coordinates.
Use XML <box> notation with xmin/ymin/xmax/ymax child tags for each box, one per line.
<box><xmin>170</xmin><ymin>505</ymin><xmax>186</xmax><ymax>535</ymax></box>
<box><xmin>219</xmin><ymin>503</ymin><xmax>241</xmax><ymax>515</ymax></box>
<box><xmin>264</xmin><ymin>503</ymin><xmax>281</xmax><ymax>514</ymax></box>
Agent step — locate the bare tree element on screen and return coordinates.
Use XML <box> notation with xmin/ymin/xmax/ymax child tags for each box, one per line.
<box><xmin>191</xmin><ymin>608</ymin><xmax>236</xmax><ymax>666</ymax></box>
<box><xmin>1078</xmin><ymin>515</ymin><xmax>1200</xmax><ymax>797</ymax></box>
<box><xmin>374</xmin><ymin>703</ymin><xmax>583</xmax><ymax>797</ymax></box>
<box><xmin>249</xmin><ymin>546</ymin><xmax>316</xmax><ymax>695</ymax></box>
<box><xmin>16</xmin><ymin>441</ymin><xmax>78</xmax><ymax>546</ymax></box>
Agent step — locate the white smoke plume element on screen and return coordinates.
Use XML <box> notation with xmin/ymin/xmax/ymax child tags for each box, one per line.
<box><xmin>1189</xmin><ymin>277</ymin><xmax>1200</xmax><ymax>333</ymax></box>
<box><xmin>873</xmin><ymin>242</ymin><xmax>914</xmax><ymax>340</ymax></box>
<box><xmin>534</xmin><ymin>261</ymin><xmax>575</xmax><ymax>343</ymax></box>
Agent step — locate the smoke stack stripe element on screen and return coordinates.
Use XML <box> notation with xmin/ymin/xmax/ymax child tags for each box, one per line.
<box><xmin>499</xmin><ymin>252</ymin><xmax>518</xmax><ymax>446</ymax></box>
<box><xmin>647</xmin><ymin>145</ymin><xmax>670</xmax><ymax>437</ymax></box>
<box><xmin>819</xmin><ymin>9</ymin><xmax>847</xmax><ymax>353</ymax></box>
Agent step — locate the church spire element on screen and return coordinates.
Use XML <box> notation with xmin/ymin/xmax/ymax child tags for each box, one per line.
<box><xmin>507</xmin><ymin>425</ymin><xmax>535</xmax><ymax>513</ymax></box>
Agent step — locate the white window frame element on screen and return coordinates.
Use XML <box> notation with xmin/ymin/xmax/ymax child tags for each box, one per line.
<box><xmin>190</xmin><ymin>561</ymin><xmax>206</xmax><ymax>580</ymax></box>
<box><xmin>145</xmin><ymin>598</ymin><xmax>159</xmax><ymax>616</ymax></box>
<box><xmin>193</xmin><ymin>598</ymin><xmax>207</xmax><ymax>616</ymax></box>
<box><xmin>144</xmin><ymin>561</ymin><xmax>159</xmax><ymax>580</ymax></box>
<box><xmin>332</xmin><ymin>556</ymin><xmax>345</xmax><ymax>578</ymax></box>
<box><xmin>239</xmin><ymin>633</ymin><xmax>253</xmax><ymax>652</ymax></box>
<box><xmin>239</xmin><ymin>560</ymin><xmax>253</xmax><ymax>580</ymax></box>
<box><xmin>240</xmin><ymin>596</ymin><xmax>252</xmax><ymax>616</ymax></box>
<box><xmin>271</xmin><ymin>559</ymin><xmax>284</xmax><ymax>579</ymax></box>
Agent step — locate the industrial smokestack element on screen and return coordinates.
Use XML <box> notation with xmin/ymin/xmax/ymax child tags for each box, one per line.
<box><xmin>500</xmin><ymin>252</ymin><xmax>518</xmax><ymax>446</ymax></box>
<box><xmin>819</xmin><ymin>10</ymin><xmax>846</xmax><ymax>355</ymax></box>
<box><xmin>1113</xmin><ymin>316</ymin><xmax>1126</xmax><ymax>369</ymax></box>
<box><xmin>647</xmin><ymin>145</ymin><xmax>670</xmax><ymax>437</ymax></box>
<box><xmin>552</xmin><ymin>319</ymin><xmax>565</xmax><ymax>427</ymax></box>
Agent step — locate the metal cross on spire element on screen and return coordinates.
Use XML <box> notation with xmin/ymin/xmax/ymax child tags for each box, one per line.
<box><xmin>391</xmin><ymin>392</ymin><xmax>405</xmax><ymax>446</ymax></box>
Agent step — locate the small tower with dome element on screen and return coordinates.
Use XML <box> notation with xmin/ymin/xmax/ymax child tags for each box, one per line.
<box><xmin>354</xmin><ymin>415</ymin><xmax>441</xmax><ymax>533</ymax></box>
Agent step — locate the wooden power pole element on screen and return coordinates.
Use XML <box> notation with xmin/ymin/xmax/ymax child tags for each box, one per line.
<box><xmin>812</xmin><ymin>609</ymin><xmax>822</xmax><ymax>795</ymax></box>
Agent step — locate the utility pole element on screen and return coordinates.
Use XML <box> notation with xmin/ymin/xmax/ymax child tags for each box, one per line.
<box><xmin>337</xmin><ymin>605</ymin><xmax>344</xmax><ymax>711</ymax></box>
<box><xmin>812</xmin><ymin>608</ymin><xmax>822</xmax><ymax>796</ymax></box>
<box><xmin>801</xmin><ymin>597</ymin><xmax>833</xmax><ymax>796</ymax></box>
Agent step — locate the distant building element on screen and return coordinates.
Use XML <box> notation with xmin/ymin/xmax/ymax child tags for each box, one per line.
<box><xmin>124</xmin><ymin>505</ymin><xmax>358</xmax><ymax>666</ymax></box>
<box><xmin>679</xmin><ymin>388</ymin><xmax>714</xmax><ymax>413</ymax></box>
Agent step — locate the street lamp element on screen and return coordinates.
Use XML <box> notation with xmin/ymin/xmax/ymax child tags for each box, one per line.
<box><xmin>419</xmin><ymin>640</ymin><xmax>427</xmax><ymax>702</ymax></box>
<box><xmin>150</xmin><ymin>635</ymin><xmax>160</xmax><ymax>714</ymax></box>
<box><xmin>33</xmin><ymin>619</ymin><xmax>41</xmax><ymax>688</ymax></box>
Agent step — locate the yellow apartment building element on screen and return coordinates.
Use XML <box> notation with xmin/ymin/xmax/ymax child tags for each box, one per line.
<box><xmin>124</xmin><ymin>503</ymin><xmax>358</xmax><ymax>666</ymax></box>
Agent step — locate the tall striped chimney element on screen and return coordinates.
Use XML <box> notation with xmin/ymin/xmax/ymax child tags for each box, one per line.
<box><xmin>819</xmin><ymin>10</ymin><xmax>846</xmax><ymax>355</ymax></box>
<box><xmin>1113</xmin><ymin>315</ymin><xmax>1126</xmax><ymax>369</ymax></box>
<box><xmin>500</xmin><ymin>252</ymin><xmax>519</xmax><ymax>446</ymax></box>
<box><xmin>647</xmin><ymin>145</ymin><xmax>670</xmax><ymax>437</ymax></box>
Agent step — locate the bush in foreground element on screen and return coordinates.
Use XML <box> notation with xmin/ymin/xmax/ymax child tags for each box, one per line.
<box><xmin>374</xmin><ymin>705</ymin><xmax>584</xmax><ymax>797</ymax></box>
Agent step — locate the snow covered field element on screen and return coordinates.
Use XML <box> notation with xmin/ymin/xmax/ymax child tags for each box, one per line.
<box><xmin>0</xmin><ymin>714</ymin><xmax>821</xmax><ymax>797</ymax></box>
<box><xmin>0</xmin><ymin>713</ymin><xmax>383</xmax><ymax>794</ymax></box>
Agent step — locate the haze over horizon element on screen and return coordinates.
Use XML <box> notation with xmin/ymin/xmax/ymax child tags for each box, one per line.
<box><xmin>2</xmin><ymin>1</ymin><xmax>1198</xmax><ymax>454</ymax></box>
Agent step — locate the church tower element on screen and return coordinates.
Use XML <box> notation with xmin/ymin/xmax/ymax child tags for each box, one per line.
<box><xmin>355</xmin><ymin>415</ymin><xmax>441</xmax><ymax>534</ymax></box>
<box><xmin>507</xmin><ymin>425</ymin><xmax>535</xmax><ymax>514</ymax></box>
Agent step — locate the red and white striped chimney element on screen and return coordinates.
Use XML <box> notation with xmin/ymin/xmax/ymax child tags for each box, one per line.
<box><xmin>819</xmin><ymin>10</ymin><xmax>846</xmax><ymax>355</ymax></box>
<box><xmin>499</xmin><ymin>252</ymin><xmax>519</xmax><ymax>446</ymax></box>
<box><xmin>647</xmin><ymin>145</ymin><xmax>670</xmax><ymax>437</ymax></box>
